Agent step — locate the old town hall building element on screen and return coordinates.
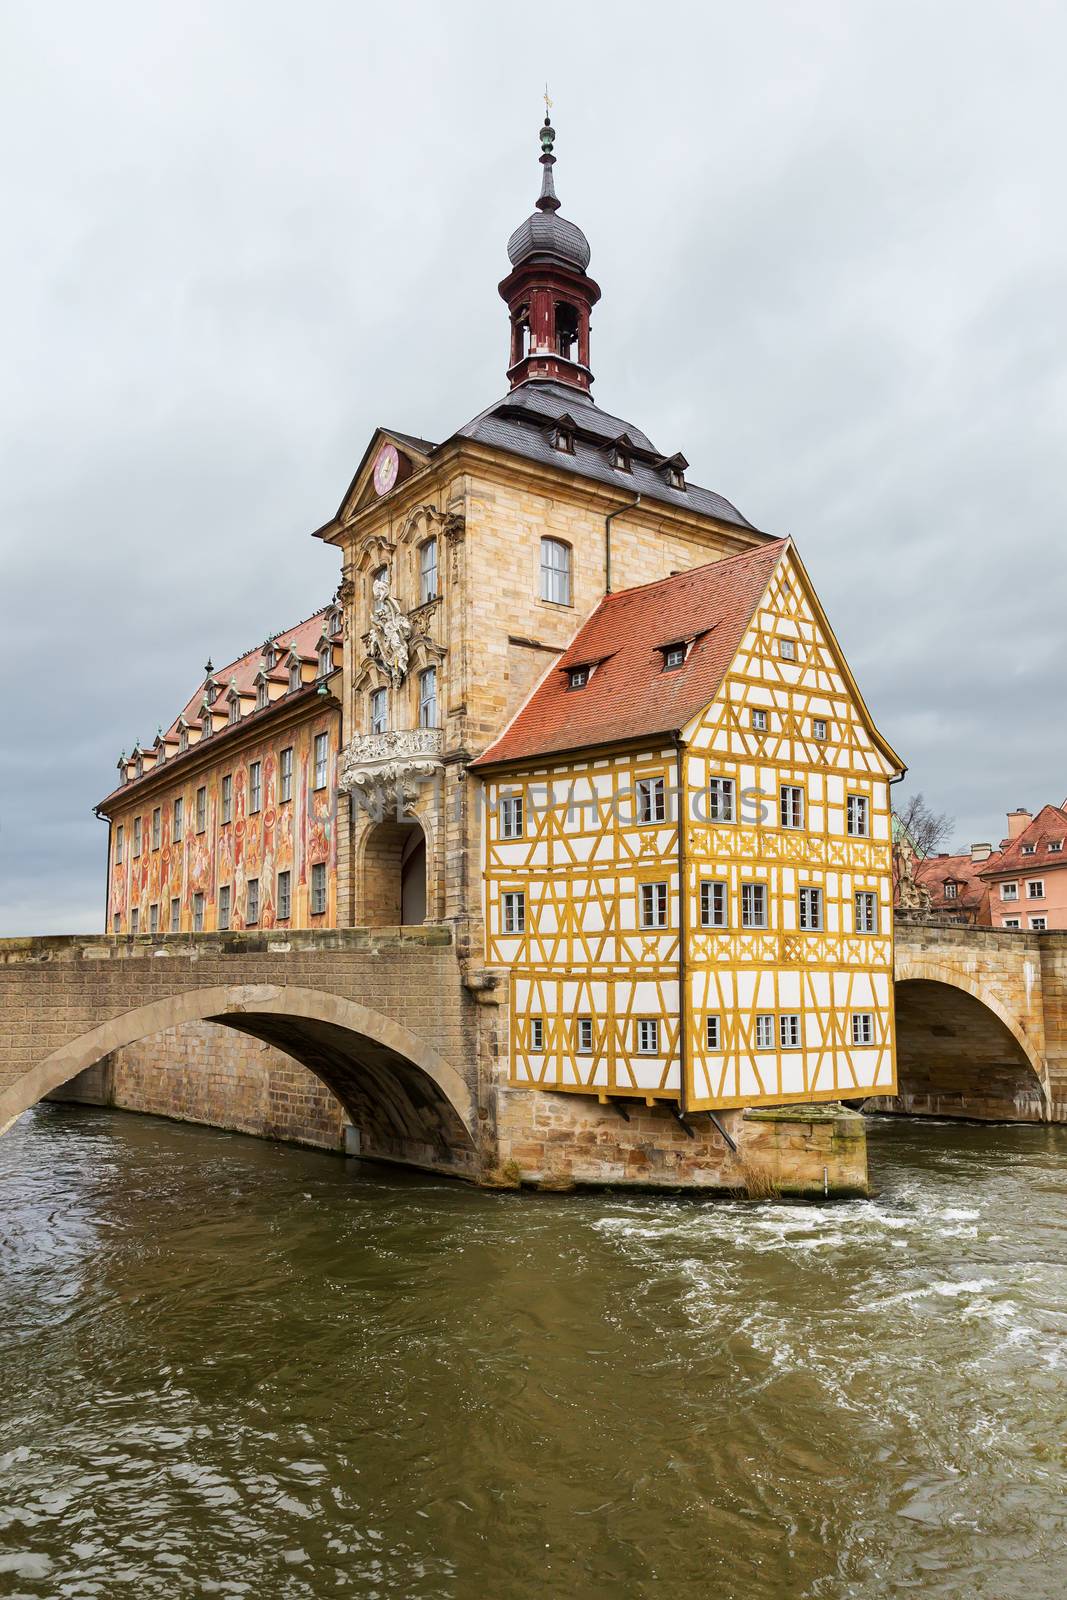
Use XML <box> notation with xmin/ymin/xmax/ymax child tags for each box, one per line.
<box><xmin>98</xmin><ymin>116</ymin><xmax>903</xmax><ymax>1133</ymax></box>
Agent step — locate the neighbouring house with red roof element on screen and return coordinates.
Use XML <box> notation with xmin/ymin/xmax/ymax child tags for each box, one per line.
<box><xmin>911</xmin><ymin>844</ymin><xmax>1000</xmax><ymax>925</ymax></box>
<box><xmin>981</xmin><ymin>805</ymin><xmax>1067</xmax><ymax>931</ymax></box>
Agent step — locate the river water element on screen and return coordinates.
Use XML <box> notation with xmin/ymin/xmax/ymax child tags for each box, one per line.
<box><xmin>1</xmin><ymin>1105</ymin><xmax>1065</xmax><ymax>1599</ymax></box>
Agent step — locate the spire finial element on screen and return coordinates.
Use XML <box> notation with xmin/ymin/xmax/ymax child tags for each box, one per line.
<box><xmin>536</xmin><ymin>91</ymin><xmax>559</xmax><ymax>214</ymax></box>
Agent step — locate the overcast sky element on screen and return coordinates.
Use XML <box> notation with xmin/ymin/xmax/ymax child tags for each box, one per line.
<box><xmin>2</xmin><ymin>1</ymin><xmax>1064</xmax><ymax>932</ymax></box>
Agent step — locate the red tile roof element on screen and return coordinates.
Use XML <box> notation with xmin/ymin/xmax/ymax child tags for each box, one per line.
<box><xmin>980</xmin><ymin>804</ymin><xmax>1067</xmax><ymax>879</ymax></box>
<box><xmin>913</xmin><ymin>852</ymin><xmax>998</xmax><ymax>922</ymax></box>
<box><xmin>472</xmin><ymin>542</ymin><xmax>789</xmax><ymax>768</ymax></box>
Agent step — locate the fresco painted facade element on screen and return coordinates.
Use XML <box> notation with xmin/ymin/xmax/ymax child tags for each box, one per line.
<box><xmin>99</xmin><ymin>609</ymin><xmax>342</xmax><ymax>935</ymax></box>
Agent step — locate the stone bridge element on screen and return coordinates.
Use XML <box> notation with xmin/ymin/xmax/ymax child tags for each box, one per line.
<box><xmin>3</xmin><ymin>920</ymin><xmax>1066</xmax><ymax>1195</ymax></box>
<box><xmin>0</xmin><ymin>927</ymin><xmax>494</xmax><ymax>1175</ymax></box>
<box><xmin>884</xmin><ymin>920</ymin><xmax>1067</xmax><ymax>1123</ymax></box>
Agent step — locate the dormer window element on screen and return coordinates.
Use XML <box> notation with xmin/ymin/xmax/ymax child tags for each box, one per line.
<box><xmin>318</xmin><ymin>644</ymin><xmax>332</xmax><ymax>678</ymax></box>
<box><xmin>257</xmin><ymin>679</ymin><xmax>268</xmax><ymax>711</ymax></box>
<box><xmin>553</xmin><ymin>423</ymin><xmax>575</xmax><ymax>455</ymax></box>
<box><xmin>568</xmin><ymin>666</ymin><xmax>589</xmax><ymax>690</ymax></box>
<box><xmin>944</xmin><ymin>882</ymin><xmax>959</xmax><ymax>899</ymax></box>
<box><xmin>662</xmin><ymin>643</ymin><xmax>686</xmax><ymax>671</ymax></box>
<box><xmin>288</xmin><ymin>660</ymin><xmax>302</xmax><ymax>693</ymax></box>
<box><xmin>609</xmin><ymin>436</ymin><xmax>632</xmax><ymax>473</ymax></box>
<box><xmin>1049</xmin><ymin>840</ymin><xmax>1064</xmax><ymax>853</ymax></box>
<box><xmin>200</xmin><ymin>714</ymin><xmax>211</xmax><ymax>740</ymax></box>
<box><xmin>327</xmin><ymin>607</ymin><xmax>342</xmax><ymax>637</ymax></box>
<box><xmin>134</xmin><ymin>754</ymin><xmax>143</xmax><ymax>779</ymax></box>
<box><xmin>1022</xmin><ymin>844</ymin><xmax>1036</xmax><ymax>855</ymax></box>
<box><xmin>179</xmin><ymin>727</ymin><xmax>188</xmax><ymax>753</ymax></box>
<box><xmin>263</xmin><ymin>644</ymin><xmax>276</xmax><ymax>671</ymax></box>
<box><xmin>229</xmin><ymin>696</ymin><xmax>240</xmax><ymax>726</ymax></box>
<box><xmin>205</xmin><ymin>679</ymin><xmax>219</xmax><ymax>705</ymax></box>
<box><xmin>661</xmin><ymin>452</ymin><xmax>688</xmax><ymax>491</ymax></box>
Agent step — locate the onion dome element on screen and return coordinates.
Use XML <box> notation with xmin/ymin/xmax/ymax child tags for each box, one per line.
<box><xmin>506</xmin><ymin>116</ymin><xmax>591</xmax><ymax>273</ymax></box>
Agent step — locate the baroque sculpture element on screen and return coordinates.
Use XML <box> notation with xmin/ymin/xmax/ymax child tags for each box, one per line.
<box><xmin>367</xmin><ymin>566</ymin><xmax>412</xmax><ymax>687</ymax></box>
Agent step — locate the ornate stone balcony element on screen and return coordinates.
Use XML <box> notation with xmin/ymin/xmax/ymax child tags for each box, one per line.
<box><xmin>338</xmin><ymin>728</ymin><xmax>445</xmax><ymax>802</ymax></box>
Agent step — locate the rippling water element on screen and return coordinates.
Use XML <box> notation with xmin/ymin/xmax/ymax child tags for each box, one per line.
<box><xmin>1</xmin><ymin>1105</ymin><xmax>1066</xmax><ymax>1598</ymax></box>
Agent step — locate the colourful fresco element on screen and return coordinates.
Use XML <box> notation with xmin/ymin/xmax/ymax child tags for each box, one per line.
<box><xmin>106</xmin><ymin>710</ymin><xmax>340</xmax><ymax>935</ymax></box>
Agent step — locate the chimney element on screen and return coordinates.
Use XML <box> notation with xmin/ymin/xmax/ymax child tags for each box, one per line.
<box><xmin>970</xmin><ymin>842</ymin><xmax>993</xmax><ymax>863</ymax></box>
<box><xmin>1007</xmin><ymin>808</ymin><xmax>1033</xmax><ymax>841</ymax></box>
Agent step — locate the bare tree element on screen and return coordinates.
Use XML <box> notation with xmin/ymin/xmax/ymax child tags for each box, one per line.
<box><xmin>892</xmin><ymin>791</ymin><xmax>955</xmax><ymax>900</ymax></box>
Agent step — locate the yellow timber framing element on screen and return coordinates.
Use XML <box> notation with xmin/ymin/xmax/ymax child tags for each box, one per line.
<box><xmin>479</xmin><ymin>543</ymin><xmax>902</xmax><ymax>1112</ymax></box>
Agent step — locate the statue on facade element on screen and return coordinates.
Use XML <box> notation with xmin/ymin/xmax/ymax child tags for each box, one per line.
<box><xmin>894</xmin><ymin>841</ymin><xmax>932</xmax><ymax>914</ymax></box>
<box><xmin>367</xmin><ymin>566</ymin><xmax>411</xmax><ymax>687</ymax></box>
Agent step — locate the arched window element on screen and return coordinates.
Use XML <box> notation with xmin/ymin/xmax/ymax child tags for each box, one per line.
<box><xmin>511</xmin><ymin>305</ymin><xmax>530</xmax><ymax>365</ymax></box>
<box><xmin>370</xmin><ymin>686</ymin><xmax>388</xmax><ymax>735</ymax></box>
<box><xmin>318</xmin><ymin>644</ymin><xmax>332</xmax><ymax>678</ymax></box>
<box><xmin>288</xmin><ymin>660</ymin><xmax>302</xmax><ymax>693</ymax></box>
<box><xmin>418</xmin><ymin>667</ymin><xmax>437</xmax><ymax>729</ymax></box>
<box><xmin>419</xmin><ymin>537</ymin><xmax>438</xmax><ymax>605</ymax></box>
<box><xmin>229</xmin><ymin>696</ymin><xmax>240</xmax><ymax>726</ymax></box>
<box><xmin>256</xmin><ymin>679</ymin><xmax>268</xmax><ymax>711</ymax></box>
<box><xmin>540</xmin><ymin>538</ymin><xmax>571</xmax><ymax>606</ymax></box>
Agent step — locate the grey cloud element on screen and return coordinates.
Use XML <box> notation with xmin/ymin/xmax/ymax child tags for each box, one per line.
<box><xmin>2</xmin><ymin>0</ymin><xmax>1065</xmax><ymax>928</ymax></box>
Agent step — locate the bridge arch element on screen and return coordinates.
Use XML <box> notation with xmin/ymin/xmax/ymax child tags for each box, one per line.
<box><xmin>2</xmin><ymin>984</ymin><xmax>476</xmax><ymax>1160</ymax></box>
<box><xmin>873</xmin><ymin>955</ymin><xmax>1050</xmax><ymax>1122</ymax></box>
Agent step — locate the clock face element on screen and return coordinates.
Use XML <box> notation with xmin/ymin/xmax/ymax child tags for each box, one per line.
<box><xmin>373</xmin><ymin>442</ymin><xmax>400</xmax><ymax>497</ymax></box>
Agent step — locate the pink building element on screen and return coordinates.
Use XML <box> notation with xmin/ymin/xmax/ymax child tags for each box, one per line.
<box><xmin>980</xmin><ymin>805</ymin><xmax>1067</xmax><ymax>931</ymax></box>
<box><xmin>914</xmin><ymin>843</ymin><xmax>999</xmax><ymax>925</ymax></box>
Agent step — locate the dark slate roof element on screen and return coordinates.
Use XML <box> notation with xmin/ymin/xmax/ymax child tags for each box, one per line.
<box><xmin>450</xmin><ymin>381</ymin><xmax>755</xmax><ymax>529</ymax></box>
<box><xmin>383</xmin><ymin>428</ymin><xmax>438</xmax><ymax>456</ymax></box>
<box><xmin>507</xmin><ymin>210</ymin><xmax>591</xmax><ymax>272</ymax></box>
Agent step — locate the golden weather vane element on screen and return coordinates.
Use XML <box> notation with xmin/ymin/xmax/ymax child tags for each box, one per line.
<box><xmin>543</xmin><ymin>84</ymin><xmax>553</xmax><ymax>116</ymax></box>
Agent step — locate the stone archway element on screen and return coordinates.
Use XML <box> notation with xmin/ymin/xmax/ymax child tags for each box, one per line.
<box><xmin>362</xmin><ymin>818</ymin><xmax>427</xmax><ymax>926</ymax></box>
<box><xmin>871</xmin><ymin>971</ymin><xmax>1050</xmax><ymax>1122</ymax></box>
<box><xmin>5</xmin><ymin>984</ymin><xmax>477</xmax><ymax>1171</ymax></box>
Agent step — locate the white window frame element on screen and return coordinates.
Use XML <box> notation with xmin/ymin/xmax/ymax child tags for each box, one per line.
<box><xmin>249</xmin><ymin>761</ymin><xmax>262</xmax><ymax>814</ymax></box>
<box><xmin>279</xmin><ymin>747</ymin><xmax>293</xmax><ymax>804</ymax></box>
<box><xmin>115</xmin><ymin>825</ymin><xmax>124</xmax><ymax>864</ymax></box>
<box><xmin>640</xmin><ymin>881</ymin><xmax>669</xmax><ymax>929</ymax></box>
<box><xmin>1026</xmin><ymin>880</ymin><xmax>1045</xmax><ymax>899</ymax></box>
<box><xmin>780</xmin><ymin>784</ymin><xmax>804</xmax><ymax>829</ymax></box>
<box><xmin>708</xmin><ymin>777</ymin><xmax>735</xmax><ymax>823</ymax></box>
<box><xmin>700</xmin><ymin>880</ymin><xmax>728</xmax><ymax>929</ymax></box>
<box><xmin>502</xmin><ymin>891</ymin><xmax>525</xmax><ymax>935</ymax></box>
<box><xmin>370</xmin><ymin>687</ymin><xmax>388</xmax><ymax>736</ymax></box>
<box><xmin>218</xmin><ymin>884</ymin><xmax>230</xmax><ymax>931</ymax></box>
<box><xmin>755</xmin><ymin>1014</ymin><xmax>775</xmax><ymax>1051</ymax></box>
<box><xmin>149</xmin><ymin>903</ymin><xmax>159</xmax><ymax>936</ymax></box>
<box><xmin>277</xmin><ymin>869</ymin><xmax>291</xmax><ymax>921</ymax></box>
<box><xmin>289</xmin><ymin>661</ymin><xmax>302</xmax><ymax>693</ymax></box>
<box><xmin>151</xmin><ymin>807</ymin><xmax>161</xmax><ymax>851</ymax></box>
<box><xmin>196</xmin><ymin>785</ymin><xmax>207</xmax><ymax>833</ymax></box>
<box><xmin>851</xmin><ymin>1012</ymin><xmax>874</xmax><ymax>1046</ymax></box>
<box><xmin>418</xmin><ymin>667</ymin><xmax>437</xmax><ymax>729</ymax></box>
<box><xmin>246</xmin><ymin>878</ymin><xmax>259</xmax><ymax>926</ymax></box>
<box><xmin>1029</xmin><ymin>916</ymin><xmax>1047</xmax><ymax>930</ymax></box>
<box><xmin>855</xmin><ymin>890</ymin><xmax>879</xmax><ymax>934</ymax></box>
<box><xmin>636</xmin><ymin>1019</ymin><xmax>659</xmax><ymax>1055</ymax></box>
<box><xmin>778</xmin><ymin>638</ymin><xmax>797</xmax><ymax>661</ymax></box>
<box><xmin>706</xmin><ymin>1014</ymin><xmax>721</xmax><ymax>1051</ymax></box>
<box><xmin>530</xmin><ymin>1017</ymin><xmax>544</xmax><ymax>1052</ymax></box>
<box><xmin>568</xmin><ymin>666</ymin><xmax>588</xmax><ymax>690</ymax></box>
<box><xmin>500</xmin><ymin>794</ymin><xmax>524</xmax><ymax>839</ymax></box>
<box><xmin>636</xmin><ymin>776</ymin><xmax>666</xmax><ymax>825</ymax></box>
<box><xmin>221</xmin><ymin>774</ymin><xmax>233</xmax><ymax>825</ymax></box>
<box><xmin>192</xmin><ymin>893</ymin><xmax>204</xmax><ymax>934</ymax></box>
<box><xmin>173</xmin><ymin>797</ymin><xmax>183</xmax><ymax>843</ymax></box>
<box><xmin>812</xmin><ymin>718</ymin><xmax>827</xmax><ymax>741</ymax></box>
<box><xmin>419</xmin><ymin>537</ymin><xmax>439</xmax><ymax>605</ymax></box>
<box><xmin>780</xmin><ymin>1013</ymin><xmax>801</xmax><ymax>1049</ymax></box>
<box><xmin>314</xmin><ymin>732</ymin><xmax>329</xmax><ymax>791</ymax></box>
<box><xmin>847</xmin><ymin>794</ymin><xmax>870</xmax><ymax>838</ymax></box>
<box><xmin>130</xmin><ymin>907</ymin><xmax>139</xmax><ymax>936</ymax></box>
<box><xmin>540</xmin><ymin>537</ymin><xmax>572</xmax><ymax>605</ymax></box>
<box><xmin>1002</xmin><ymin>917</ymin><xmax>1021</xmax><ymax>929</ymax></box>
<box><xmin>741</xmin><ymin>882</ymin><xmax>768</xmax><ymax>929</ymax></box>
<box><xmin>311</xmin><ymin>861</ymin><xmax>327</xmax><ymax>916</ymax></box>
<box><xmin>663</xmin><ymin>644</ymin><xmax>686</xmax><ymax>670</ymax></box>
<box><xmin>943</xmin><ymin>881</ymin><xmax>959</xmax><ymax>900</ymax></box>
<box><xmin>1000</xmin><ymin>882</ymin><xmax>1019</xmax><ymax>901</ymax></box>
<box><xmin>256</xmin><ymin>679</ymin><xmax>268</xmax><ymax>711</ymax></box>
<box><xmin>798</xmin><ymin>886</ymin><xmax>823</xmax><ymax>931</ymax></box>
<box><xmin>751</xmin><ymin>708</ymin><xmax>768</xmax><ymax>732</ymax></box>
<box><xmin>576</xmin><ymin>1017</ymin><xmax>593</xmax><ymax>1055</ymax></box>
